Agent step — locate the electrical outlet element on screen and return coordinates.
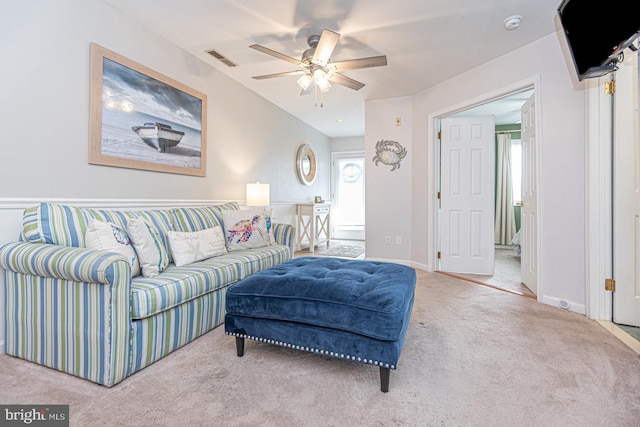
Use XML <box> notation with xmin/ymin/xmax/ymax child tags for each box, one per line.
<box><xmin>385</xmin><ymin>236</ymin><xmax>391</xmax><ymax>245</ymax></box>
<box><xmin>395</xmin><ymin>236</ymin><xmax>402</xmax><ymax>245</ymax></box>
<box><xmin>395</xmin><ymin>117</ymin><xmax>401</xmax><ymax>126</ymax></box>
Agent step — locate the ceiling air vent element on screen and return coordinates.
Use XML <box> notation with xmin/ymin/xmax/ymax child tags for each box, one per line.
<box><xmin>206</xmin><ymin>49</ymin><xmax>237</xmax><ymax>67</ymax></box>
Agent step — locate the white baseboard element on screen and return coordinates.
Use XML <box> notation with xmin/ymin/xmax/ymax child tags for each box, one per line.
<box><xmin>539</xmin><ymin>294</ymin><xmax>586</xmax><ymax>315</ymax></box>
<box><xmin>365</xmin><ymin>256</ymin><xmax>413</xmax><ymax>267</ymax></box>
<box><xmin>410</xmin><ymin>261</ymin><xmax>431</xmax><ymax>272</ymax></box>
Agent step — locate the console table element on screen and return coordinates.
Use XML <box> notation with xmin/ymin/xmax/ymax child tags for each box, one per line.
<box><xmin>296</xmin><ymin>203</ymin><xmax>330</xmax><ymax>253</ymax></box>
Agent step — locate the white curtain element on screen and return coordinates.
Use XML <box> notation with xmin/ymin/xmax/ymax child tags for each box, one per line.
<box><xmin>495</xmin><ymin>133</ymin><xmax>516</xmax><ymax>245</ymax></box>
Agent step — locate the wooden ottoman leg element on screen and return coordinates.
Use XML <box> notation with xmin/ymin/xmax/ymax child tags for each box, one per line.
<box><xmin>235</xmin><ymin>337</ymin><xmax>245</xmax><ymax>357</ymax></box>
<box><xmin>380</xmin><ymin>367</ymin><xmax>390</xmax><ymax>393</ymax></box>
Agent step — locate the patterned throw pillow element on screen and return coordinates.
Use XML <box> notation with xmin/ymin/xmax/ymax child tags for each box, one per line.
<box><xmin>127</xmin><ymin>218</ymin><xmax>170</xmax><ymax>278</ymax></box>
<box><xmin>222</xmin><ymin>208</ymin><xmax>273</xmax><ymax>251</ymax></box>
<box><xmin>85</xmin><ymin>218</ymin><xmax>141</xmax><ymax>277</ymax></box>
<box><xmin>167</xmin><ymin>226</ymin><xmax>227</xmax><ymax>267</ymax></box>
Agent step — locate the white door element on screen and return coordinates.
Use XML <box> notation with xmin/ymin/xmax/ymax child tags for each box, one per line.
<box><xmin>440</xmin><ymin>116</ymin><xmax>495</xmax><ymax>274</ymax></box>
<box><xmin>613</xmin><ymin>51</ymin><xmax>640</xmax><ymax>327</ymax></box>
<box><xmin>520</xmin><ymin>95</ymin><xmax>538</xmax><ymax>295</ymax></box>
<box><xmin>331</xmin><ymin>152</ymin><xmax>365</xmax><ymax>240</ymax></box>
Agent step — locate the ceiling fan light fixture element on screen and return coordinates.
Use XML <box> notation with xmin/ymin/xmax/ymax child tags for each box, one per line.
<box><xmin>319</xmin><ymin>80</ymin><xmax>331</xmax><ymax>93</ymax></box>
<box><xmin>313</xmin><ymin>69</ymin><xmax>331</xmax><ymax>92</ymax></box>
<box><xmin>250</xmin><ymin>28</ymin><xmax>388</xmax><ymax>105</ymax></box>
<box><xmin>297</xmin><ymin>74</ymin><xmax>312</xmax><ymax>90</ymax></box>
<box><xmin>313</xmin><ymin>68</ymin><xmax>326</xmax><ymax>82</ymax></box>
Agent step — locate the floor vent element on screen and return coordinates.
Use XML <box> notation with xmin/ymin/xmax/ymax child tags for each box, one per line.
<box><xmin>206</xmin><ymin>49</ymin><xmax>237</xmax><ymax>67</ymax></box>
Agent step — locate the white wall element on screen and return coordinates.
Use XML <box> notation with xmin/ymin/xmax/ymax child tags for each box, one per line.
<box><xmin>331</xmin><ymin>136</ymin><xmax>365</xmax><ymax>153</ymax></box>
<box><xmin>408</xmin><ymin>32</ymin><xmax>587</xmax><ymax>311</ymax></box>
<box><xmin>0</xmin><ymin>0</ymin><xmax>332</xmax><ymax>351</ymax></box>
<box><xmin>365</xmin><ymin>97</ymin><xmax>413</xmax><ymax>264</ymax></box>
<box><xmin>0</xmin><ymin>0</ymin><xmax>330</xmax><ymax>207</ymax></box>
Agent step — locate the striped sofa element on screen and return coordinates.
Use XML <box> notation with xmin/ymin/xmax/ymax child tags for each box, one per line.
<box><xmin>0</xmin><ymin>202</ymin><xmax>294</xmax><ymax>387</ymax></box>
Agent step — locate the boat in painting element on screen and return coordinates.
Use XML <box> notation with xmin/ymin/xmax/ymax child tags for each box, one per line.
<box><xmin>131</xmin><ymin>122</ymin><xmax>184</xmax><ymax>153</ymax></box>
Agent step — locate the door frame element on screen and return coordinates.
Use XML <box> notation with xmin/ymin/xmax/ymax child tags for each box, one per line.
<box><xmin>428</xmin><ymin>76</ymin><xmax>542</xmax><ymax>300</ymax></box>
<box><xmin>584</xmin><ymin>73</ymin><xmax>618</xmax><ymax>321</ymax></box>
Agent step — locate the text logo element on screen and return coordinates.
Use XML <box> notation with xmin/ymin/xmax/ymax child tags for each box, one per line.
<box><xmin>0</xmin><ymin>405</ymin><xmax>68</xmax><ymax>426</ymax></box>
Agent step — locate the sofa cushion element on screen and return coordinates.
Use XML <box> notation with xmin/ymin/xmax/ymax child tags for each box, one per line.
<box><xmin>130</xmin><ymin>243</ymin><xmax>291</xmax><ymax>319</ymax></box>
<box><xmin>225</xmin><ymin>257</ymin><xmax>416</xmax><ymax>341</ymax></box>
<box><xmin>20</xmin><ymin>203</ymin><xmax>174</xmax><ymax>261</ymax></box>
<box><xmin>220</xmin><ymin>244</ymin><xmax>292</xmax><ymax>277</ymax></box>
<box><xmin>171</xmin><ymin>202</ymin><xmax>239</xmax><ymax>233</ymax></box>
<box><xmin>130</xmin><ymin>256</ymin><xmax>242</xmax><ymax>319</ymax></box>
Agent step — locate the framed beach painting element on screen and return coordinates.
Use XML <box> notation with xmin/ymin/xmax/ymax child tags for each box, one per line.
<box><xmin>89</xmin><ymin>43</ymin><xmax>207</xmax><ymax>176</ymax></box>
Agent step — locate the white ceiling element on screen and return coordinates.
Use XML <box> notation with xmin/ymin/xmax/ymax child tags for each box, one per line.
<box><xmin>102</xmin><ymin>0</ymin><xmax>561</xmax><ymax>137</ymax></box>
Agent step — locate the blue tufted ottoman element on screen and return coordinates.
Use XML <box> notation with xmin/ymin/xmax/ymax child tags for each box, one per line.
<box><xmin>224</xmin><ymin>256</ymin><xmax>416</xmax><ymax>392</ymax></box>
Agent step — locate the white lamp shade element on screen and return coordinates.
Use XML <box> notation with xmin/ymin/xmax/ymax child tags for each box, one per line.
<box><xmin>246</xmin><ymin>182</ymin><xmax>270</xmax><ymax>206</ymax></box>
<box><xmin>297</xmin><ymin>74</ymin><xmax>312</xmax><ymax>90</ymax></box>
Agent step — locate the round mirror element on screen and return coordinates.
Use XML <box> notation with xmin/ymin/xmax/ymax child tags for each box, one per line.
<box><xmin>302</xmin><ymin>156</ymin><xmax>311</xmax><ymax>175</ymax></box>
<box><xmin>296</xmin><ymin>144</ymin><xmax>316</xmax><ymax>185</ymax></box>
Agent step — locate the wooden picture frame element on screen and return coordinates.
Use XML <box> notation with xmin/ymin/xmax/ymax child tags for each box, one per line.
<box><xmin>89</xmin><ymin>43</ymin><xmax>207</xmax><ymax>176</ymax></box>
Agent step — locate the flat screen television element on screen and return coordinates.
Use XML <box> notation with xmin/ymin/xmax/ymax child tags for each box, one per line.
<box><xmin>557</xmin><ymin>0</ymin><xmax>640</xmax><ymax>81</ymax></box>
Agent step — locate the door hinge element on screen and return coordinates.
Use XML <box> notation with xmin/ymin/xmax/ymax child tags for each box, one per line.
<box><xmin>605</xmin><ymin>81</ymin><xmax>616</xmax><ymax>95</ymax></box>
<box><xmin>437</xmin><ymin>251</ymin><xmax>441</xmax><ymax>259</ymax></box>
<box><xmin>437</xmin><ymin>131</ymin><xmax>441</xmax><ymax>140</ymax></box>
<box><xmin>605</xmin><ymin>278</ymin><xmax>616</xmax><ymax>292</ymax></box>
<box><xmin>437</xmin><ymin>191</ymin><xmax>441</xmax><ymax>199</ymax></box>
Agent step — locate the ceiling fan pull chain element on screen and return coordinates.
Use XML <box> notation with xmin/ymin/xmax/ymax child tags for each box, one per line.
<box><xmin>313</xmin><ymin>84</ymin><xmax>325</xmax><ymax>108</ymax></box>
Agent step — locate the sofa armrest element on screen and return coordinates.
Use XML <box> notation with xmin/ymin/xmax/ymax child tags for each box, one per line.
<box><xmin>0</xmin><ymin>242</ymin><xmax>132</xmax><ymax>387</ymax></box>
<box><xmin>0</xmin><ymin>242</ymin><xmax>131</xmax><ymax>283</ymax></box>
<box><xmin>272</xmin><ymin>223</ymin><xmax>295</xmax><ymax>257</ymax></box>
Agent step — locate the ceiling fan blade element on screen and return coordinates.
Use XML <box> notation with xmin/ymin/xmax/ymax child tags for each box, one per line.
<box><xmin>312</xmin><ymin>29</ymin><xmax>340</xmax><ymax>66</ymax></box>
<box><xmin>331</xmin><ymin>55</ymin><xmax>388</xmax><ymax>71</ymax></box>
<box><xmin>252</xmin><ymin>70</ymin><xmax>306</xmax><ymax>80</ymax></box>
<box><xmin>329</xmin><ymin>72</ymin><xmax>365</xmax><ymax>91</ymax></box>
<box><xmin>250</xmin><ymin>44</ymin><xmax>302</xmax><ymax>66</ymax></box>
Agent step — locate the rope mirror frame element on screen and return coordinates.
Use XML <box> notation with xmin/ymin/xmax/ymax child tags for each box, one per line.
<box><xmin>296</xmin><ymin>144</ymin><xmax>317</xmax><ymax>185</ymax></box>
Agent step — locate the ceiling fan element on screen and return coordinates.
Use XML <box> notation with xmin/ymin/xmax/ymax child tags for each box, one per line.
<box><xmin>249</xmin><ymin>29</ymin><xmax>387</xmax><ymax>95</ymax></box>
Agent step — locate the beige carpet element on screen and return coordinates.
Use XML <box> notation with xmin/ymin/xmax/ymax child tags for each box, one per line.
<box><xmin>1</xmin><ymin>270</ymin><xmax>639</xmax><ymax>426</ymax></box>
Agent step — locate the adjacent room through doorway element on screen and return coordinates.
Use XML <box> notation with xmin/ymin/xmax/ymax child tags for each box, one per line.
<box><xmin>436</xmin><ymin>87</ymin><xmax>536</xmax><ymax>297</ymax></box>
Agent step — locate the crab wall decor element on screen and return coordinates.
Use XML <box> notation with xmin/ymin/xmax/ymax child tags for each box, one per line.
<box><xmin>372</xmin><ymin>140</ymin><xmax>407</xmax><ymax>171</ymax></box>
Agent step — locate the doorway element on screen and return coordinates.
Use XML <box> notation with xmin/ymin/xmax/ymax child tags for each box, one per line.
<box><xmin>435</xmin><ymin>85</ymin><xmax>538</xmax><ymax>297</ymax></box>
<box><xmin>331</xmin><ymin>151</ymin><xmax>365</xmax><ymax>241</ymax></box>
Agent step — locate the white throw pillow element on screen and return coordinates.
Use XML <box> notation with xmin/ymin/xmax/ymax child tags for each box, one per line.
<box><xmin>127</xmin><ymin>218</ymin><xmax>170</xmax><ymax>278</ymax></box>
<box><xmin>263</xmin><ymin>207</ymin><xmax>276</xmax><ymax>245</ymax></box>
<box><xmin>85</xmin><ymin>218</ymin><xmax>141</xmax><ymax>277</ymax></box>
<box><xmin>167</xmin><ymin>226</ymin><xmax>227</xmax><ymax>267</ymax></box>
<box><xmin>222</xmin><ymin>208</ymin><xmax>273</xmax><ymax>251</ymax></box>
